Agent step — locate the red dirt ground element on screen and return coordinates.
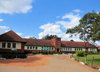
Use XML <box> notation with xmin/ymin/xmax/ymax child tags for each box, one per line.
<box><xmin>0</xmin><ymin>55</ymin><xmax>50</xmax><ymax>67</ymax></box>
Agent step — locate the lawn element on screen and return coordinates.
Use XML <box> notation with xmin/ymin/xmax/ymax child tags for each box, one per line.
<box><xmin>73</xmin><ymin>54</ymin><xmax>100</xmax><ymax>66</ymax></box>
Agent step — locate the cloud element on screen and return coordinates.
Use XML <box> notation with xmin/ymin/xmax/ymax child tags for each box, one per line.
<box><xmin>56</xmin><ymin>16</ymin><xmax>60</xmax><ymax>19</ymax></box>
<box><xmin>39</xmin><ymin>23</ymin><xmax>62</xmax><ymax>39</ymax></box>
<box><xmin>0</xmin><ymin>19</ymin><xmax>3</xmax><ymax>21</ymax></box>
<box><xmin>16</xmin><ymin>32</ymin><xmax>23</xmax><ymax>36</ymax></box>
<box><xmin>0</xmin><ymin>26</ymin><xmax>9</xmax><ymax>35</ymax></box>
<box><xmin>0</xmin><ymin>0</ymin><xmax>33</xmax><ymax>14</ymax></box>
<box><xmin>95</xmin><ymin>41</ymin><xmax>100</xmax><ymax>46</ymax></box>
<box><xmin>24</xmin><ymin>36</ymin><xmax>35</xmax><ymax>38</ymax></box>
<box><xmin>73</xmin><ymin>9</ymin><xmax>81</xmax><ymax>13</ymax></box>
<box><xmin>56</xmin><ymin>13</ymin><xmax>81</xmax><ymax>29</ymax></box>
<box><xmin>38</xmin><ymin>9</ymin><xmax>85</xmax><ymax>42</ymax></box>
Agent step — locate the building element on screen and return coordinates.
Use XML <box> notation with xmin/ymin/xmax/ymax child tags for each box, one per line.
<box><xmin>0</xmin><ymin>30</ymin><xmax>98</xmax><ymax>53</ymax></box>
<box><xmin>97</xmin><ymin>46</ymin><xmax>100</xmax><ymax>52</ymax></box>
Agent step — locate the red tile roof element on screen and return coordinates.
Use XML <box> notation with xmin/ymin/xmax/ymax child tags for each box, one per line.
<box><xmin>61</xmin><ymin>41</ymin><xmax>96</xmax><ymax>48</ymax></box>
<box><xmin>0</xmin><ymin>30</ymin><xmax>25</xmax><ymax>42</ymax></box>
<box><xmin>97</xmin><ymin>46</ymin><xmax>100</xmax><ymax>48</ymax></box>
<box><xmin>23</xmin><ymin>38</ymin><xmax>54</xmax><ymax>47</ymax></box>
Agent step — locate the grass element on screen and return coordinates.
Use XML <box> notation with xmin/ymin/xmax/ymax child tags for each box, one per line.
<box><xmin>73</xmin><ymin>54</ymin><xmax>100</xmax><ymax>65</ymax></box>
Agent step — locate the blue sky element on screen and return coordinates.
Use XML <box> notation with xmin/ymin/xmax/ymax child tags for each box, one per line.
<box><xmin>0</xmin><ymin>0</ymin><xmax>100</xmax><ymax>43</ymax></box>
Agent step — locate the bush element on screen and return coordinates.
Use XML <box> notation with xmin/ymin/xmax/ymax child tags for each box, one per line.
<box><xmin>88</xmin><ymin>51</ymin><xmax>99</xmax><ymax>55</ymax></box>
<box><xmin>41</xmin><ymin>52</ymin><xmax>49</xmax><ymax>55</ymax></box>
<box><xmin>0</xmin><ymin>53</ymin><xmax>27</xmax><ymax>59</ymax></box>
<box><xmin>92</xmin><ymin>51</ymin><xmax>99</xmax><ymax>54</ymax></box>
<box><xmin>76</xmin><ymin>51</ymin><xmax>87</xmax><ymax>57</ymax></box>
<box><xmin>32</xmin><ymin>52</ymin><xmax>39</xmax><ymax>54</ymax></box>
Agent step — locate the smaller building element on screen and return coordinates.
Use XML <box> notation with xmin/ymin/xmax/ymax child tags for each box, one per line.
<box><xmin>97</xmin><ymin>46</ymin><xmax>100</xmax><ymax>52</ymax></box>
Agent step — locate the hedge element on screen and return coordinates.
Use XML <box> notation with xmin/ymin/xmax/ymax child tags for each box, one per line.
<box><xmin>0</xmin><ymin>53</ymin><xmax>27</xmax><ymax>59</ymax></box>
<box><xmin>76</xmin><ymin>51</ymin><xmax>87</xmax><ymax>57</ymax></box>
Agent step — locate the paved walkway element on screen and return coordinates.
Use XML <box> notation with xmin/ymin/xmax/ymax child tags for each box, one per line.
<box><xmin>0</xmin><ymin>55</ymin><xmax>98</xmax><ymax>72</ymax></box>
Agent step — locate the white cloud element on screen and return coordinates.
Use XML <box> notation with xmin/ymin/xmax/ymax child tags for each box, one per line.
<box><xmin>56</xmin><ymin>13</ymin><xmax>81</xmax><ymax>29</ymax></box>
<box><xmin>0</xmin><ymin>0</ymin><xmax>33</xmax><ymax>14</ymax></box>
<box><xmin>0</xmin><ymin>26</ymin><xmax>9</xmax><ymax>29</ymax></box>
<box><xmin>0</xmin><ymin>19</ymin><xmax>3</xmax><ymax>21</ymax></box>
<box><xmin>0</xmin><ymin>26</ymin><xmax>9</xmax><ymax>35</ymax></box>
<box><xmin>95</xmin><ymin>41</ymin><xmax>100</xmax><ymax>46</ymax></box>
<box><xmin>16</xmin><ymin>32</ymin><xmax>22</xmax><ymax>36</ymax></box>
<box><xmin>24</xmin><ymin>36</ymin><xmax>35</xmax><ymax>38</ymax></box>
<box><xmin>73</xmin><ymin>9</ymin><xmax>81</xmax><ymax>13</ymax></box>
<box><xmin>39</xmin><ymin>23</ymin><xmax>62</xmax><ymax>39</ymax></box>
<box><xmin>56</xmin><ymin>16</ymin><xmax>60</xmax><ymax>19</ymax></box>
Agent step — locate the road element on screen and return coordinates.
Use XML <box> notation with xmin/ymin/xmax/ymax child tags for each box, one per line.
<box><xmin>0</xmin><ymin>55</ymin><xmax>98</xmax><ymax>72</ymax></box>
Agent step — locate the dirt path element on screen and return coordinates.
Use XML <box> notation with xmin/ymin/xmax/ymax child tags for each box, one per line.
<box><xmin>0</xmin><ymin>55</ymin><xmax>99</xmax><ymax>72</ymax></box>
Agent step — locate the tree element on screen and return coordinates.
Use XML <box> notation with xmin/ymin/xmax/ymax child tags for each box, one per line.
<box><xmin>29</xmin><ymin>37</ymin><xmax>36</xmax><ymax>39</ymax></box>
<box><xmin>66</xmin><ymin>12</ymin><xmax>100</xmax><ymax>44</ymax></box>
<box><xmin>42</xmin><ymin>35</ymin><xmax>58</xmax><ymax>40</ymax></box>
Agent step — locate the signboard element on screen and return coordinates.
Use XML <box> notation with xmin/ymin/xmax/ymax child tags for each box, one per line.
<box><xmin>11</xmin><ymin>48</ymin><xmax>17</xmax><ymax>51</ymax></box>
<box><xmin>41</xmin><ymin>47</ymin><xmax>50</xmax><ymax>50</ymax></box>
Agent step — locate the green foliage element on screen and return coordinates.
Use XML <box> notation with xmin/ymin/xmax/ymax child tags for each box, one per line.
<box><xmin>66</xmin><ymin>12</ymin><xmax>100</xmax><ymax>42</ymax></box>
<box><xmin>32</xmin><ymin>51</ymin><xmax>40</xmax><ymax>54</ymax></box>
<box><xmin>41</xmin><ymin>52</ymin><xmax>49</xmax><ymax>55</ymax></box>
<box><xmin>42</xmin><ymin>35</ymin><xmax>58</xmax><ymax>40</ymax></box>
<box><xmin>73</xmin><ymin>54</ymin><xmax>100</xmax><ymax>65</ymax></box>
<box><xmin>76</xmin><ymin>51</ymin><xmax>87</xmax><ymax>57</ymax></box>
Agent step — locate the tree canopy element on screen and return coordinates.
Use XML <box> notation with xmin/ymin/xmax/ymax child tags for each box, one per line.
<box><xmin>42</xmin><ymin>35</ymin><xmax>58</xmax><ymax>40</ymax></box>
<box><xmin>66</xmin><ymin>12</ymin><xmax>100</xmax><ymax>43</ymax></box>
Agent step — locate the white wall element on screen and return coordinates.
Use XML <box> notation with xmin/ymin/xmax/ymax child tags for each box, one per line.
<box><xmin>88</xmin><ymin>48</ymin><xmax>97</xmax><ymax>52</ymax></box>
<box><xmin>24</xmin><ymin>46</ymin><xmax>55</xmax><ymax>51</ymax></box>
<box><xmin>61</xmin><ymin>47</ymin><xmax>86</xmax><ymax>51</ymax></box>
<box><xmin>0</xmin><ymin>42</ymin><xmax>21</xmax><ymax>49</ymax></box>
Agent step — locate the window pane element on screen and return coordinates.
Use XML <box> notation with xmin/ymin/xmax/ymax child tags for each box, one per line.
<box><xmin>13</xmin><ymin>43</ymin><xmax>16</xmax><ymax>48</ymax></box>
<box><xmin>27</xmin><ymin>46</ymin><xmax>29</xmax><ymax>49</ymax></box>
<box><xmin>7</xmin><ymin>43</ymin><xmax>11</xmax><ymax>48</ymax></box>
<box><xmin>2</xmin><ymin>43</ymin><xmax>6</xmax><ymax>48</ymax></box>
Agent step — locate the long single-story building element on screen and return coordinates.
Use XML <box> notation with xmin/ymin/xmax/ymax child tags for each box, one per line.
<box><xmin>0</xmin><ymin>30</ymin><xmax>98</xmax><ymax>53</ymax></box>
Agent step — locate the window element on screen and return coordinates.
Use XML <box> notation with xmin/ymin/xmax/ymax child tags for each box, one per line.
<box><xmin>2</xmin><ymin>43</ymin><xmax>6</xmax><ymax>48</ymax></box>
<box><xmin>57</xmin><ymin>40</ymin><xmax>59</xmax><ymax>48</ymax></box>
<box><xmin>75</xmin><ymin>48</ymin><xmax>77</xmax><ymax>51</ymax></box>
<box><xmin>30</xmin><ymin>46</ymin><xmax>32</xmax><ymax>49</ymax></box>
<box><xmin>12</xmin><ymin>43</ymin><xmax>16</xmax><ymax>48</ymax></box>
<box><xmin>27</xmin><ymin>46</ymin><xmax>29</xmax><ymax>49</ymax></box>
<box><xmin>33</xmin><ymin>47</ymin><xmax>34</xmax><ymax>50</ymax></box>
<box><xmin>36</xmin><ymin>47</ymin><xmax>37</xmax><ymax>50</ymax></box>
<box><xmin>7</xmin><ymin>43</ymin><xmax>11</xmax><ymax>48</ymax></box>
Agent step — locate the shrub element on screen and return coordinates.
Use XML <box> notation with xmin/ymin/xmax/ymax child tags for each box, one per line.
<box><xmin>32</xmin><ymin>52</ymin><xmax>39</xmax><ymax>54</ymax></box>
<box><xmin>41</xmin><ymin>52</ymin><xmax>49</xmax><ymax>55</ymax></box>
<box><xmin>76</xmin><ymin>51</ymin><xmax>87</xmax><ymax>57</ymax></box>
<box><xmin>0</xmin><ymin>53</ymin><xmax>27</xmax><ymax>59</ymax></box>
<box><xmin>92</xmin><ymin>51</ymin><xmax>99</xmax><ymax>54</ymax></box>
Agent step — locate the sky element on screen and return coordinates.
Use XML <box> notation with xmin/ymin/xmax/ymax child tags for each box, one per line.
<box><xmin>0</xmin><ymin>0</ymin><xmax>100</xmax><ymax>45</ymax></box>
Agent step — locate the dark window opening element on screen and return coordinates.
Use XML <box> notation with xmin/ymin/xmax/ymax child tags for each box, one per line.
<box><xmin>36</xmin><ymin>47</ymin><xmax>37</xmax><ymax>50</ymax></box>
<box><xmin>2</xmin><ymin>43</ymin><xmax>6</xmax><ymax>48</ymax></box>
<box><xmin>7</xmin><ymin>43</ymin><xmax>11</xmax><ymax>48</ymax></box>
<box><xmin>13</xmin><ymin>43</ymin><xmax>16</xmax><ymax>48</ymax></box>
<box><xmin>30</xmin><ymin>46</ymin><xmax>32</xmax><ymax>49</ymax></box>
<box><xmin>27</xmin><ymin>46</ymin><xmax>29</xmax><ymax>49</ymax></box>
